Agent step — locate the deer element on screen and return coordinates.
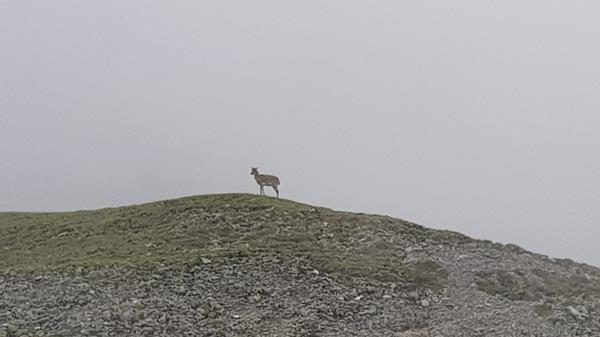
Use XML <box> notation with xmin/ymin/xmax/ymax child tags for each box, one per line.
<box><xmin>250</xmin><ymin>167</ymin><xmax>280</xmax><ymax>198</ymax></box>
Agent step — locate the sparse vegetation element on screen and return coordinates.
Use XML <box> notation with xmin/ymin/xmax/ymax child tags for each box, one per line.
<box><xmin>3</xmin><ymin>193</ymin><xmax>600</xmax><ymax>336</ymax></box>
<box><xmin>0</xmin><ymin>194</ymin><xmax>447</xmax><ymax>287</ymax></box>
<box><xmin>533</xmin><ymin>303</ymin><xmax>553</xmax><ymax>317</ymax></box>
<box><xmin>475</xmin><ymin>267</ymin><xmax>600</xmax><ymax>301</ymax></box>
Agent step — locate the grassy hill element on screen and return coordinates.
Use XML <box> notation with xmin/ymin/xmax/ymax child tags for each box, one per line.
<box><xmin>3</xmin><ymin>194</ymin><xmax>600</xmax><ymax>336</ymax></box>
<box><xmin>0</xmin><ymin>194</ymin><xmax>452</xmax><ymax>287</ymax></box>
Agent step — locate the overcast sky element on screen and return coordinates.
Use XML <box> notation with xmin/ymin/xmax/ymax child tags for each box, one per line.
<box><xmin>2</xmin><ymin>1</ymin><xmax>600</xmax><ymax>266</ymax></box>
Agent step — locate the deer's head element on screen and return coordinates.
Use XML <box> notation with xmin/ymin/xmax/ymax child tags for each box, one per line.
<box><xmin>250</xmin><ymin>167</ymin><xmax>259</xmax><ymax>176</ymax></box>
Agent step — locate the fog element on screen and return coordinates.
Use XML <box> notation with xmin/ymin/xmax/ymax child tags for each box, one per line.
<box><xmin>2</xmin><ymin>1</ymin><xmax>599</xmax><ymax>266</ymax></box>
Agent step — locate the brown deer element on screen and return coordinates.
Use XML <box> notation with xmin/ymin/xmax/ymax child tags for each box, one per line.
<box><xmin>250</xmin><ymin>167</ymin><xmax>280</xmax><ymax>198</ymax></box>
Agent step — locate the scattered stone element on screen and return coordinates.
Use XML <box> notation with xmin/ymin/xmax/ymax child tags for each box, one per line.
<box><xmin>567</xmin><ymin>306</ymin><xmax>589</xmax><ymax>320</ymax></box>
<box><xmin>358</xmin><ymin>306</ymin><xmax>377</xmax><ymax>315</ymax></box>
<box><xmin>3</xmin><ymin>195</ymin><xmax>600</xmax><ymax>336</ymax></box>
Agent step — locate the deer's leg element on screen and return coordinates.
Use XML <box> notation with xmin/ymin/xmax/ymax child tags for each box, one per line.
<box><xmin>260</xmin><ymin>185</ymin><xmax>264</xmax><ymax>195</ymax></box>
<box><xmin>272</xmin><ymin>185</ymin><xmax>279</xmax><ymax>198</ymax></box>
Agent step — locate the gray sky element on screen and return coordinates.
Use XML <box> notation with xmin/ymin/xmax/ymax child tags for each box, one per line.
<box><xmin>2</xmin><ymin>1</ymin><xmax>600</xmax><ymax>266</ymax></box>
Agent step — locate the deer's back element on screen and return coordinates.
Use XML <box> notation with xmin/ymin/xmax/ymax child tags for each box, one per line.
<box><xmin>257</xmin><ymin>174</ymin><xmax>280</xmax><ymax>186</ymax></box>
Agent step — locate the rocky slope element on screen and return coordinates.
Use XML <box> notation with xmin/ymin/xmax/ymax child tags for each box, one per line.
<box><xmin>1</xmin><ymin>194</ymin><xmax>599</xmax><ymax>336</ymax></box>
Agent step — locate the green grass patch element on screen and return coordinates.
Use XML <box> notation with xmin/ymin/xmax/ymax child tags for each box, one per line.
<box><xmin>0</xmin><ymin>194</ymin><xmax>448</xmax><ymax>288</ymax></box>
<box><xmin>475</xmin><ymin>268</ymin><xmax>600</xmax><ymax>301</ymax></box>
<box><xmin>533</xmin><ymin>303</ymin><xmax>553</xmax><ymax>317</ymax></box>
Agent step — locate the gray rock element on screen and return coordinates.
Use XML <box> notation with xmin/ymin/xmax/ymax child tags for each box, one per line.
<box><xmin>567</xmin><ymin>306</ymin><xmax>589</xmax><ymax>320</ymax></box>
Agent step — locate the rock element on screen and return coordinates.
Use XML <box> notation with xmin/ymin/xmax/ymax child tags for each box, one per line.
<box><xmin>248</xmin><ymin>294</ymin><xmax>261</xmax><ymax>303</ymax></box>
<box><xmin>358</xmin><ymin>306</ymin><xmax>377</xmax><ymax>315</ymax></box>
<box><xmin>567</xmin><ymin>306</ymin><xmax>589</xmax><ymax>320</ymax></box>
<box><xmin>407</xmin><ymin>290</ymin><xmax>419</xmax><ymax>301</ymax></box>
<box><xmin>420</xmin><ymin>299</ymin><xmax>431</xmax><ymax>307</ymax></box>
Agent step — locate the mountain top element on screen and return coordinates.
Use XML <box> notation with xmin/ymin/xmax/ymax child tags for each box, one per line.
<box><xmin>1</xmin><ymin>194</ymin><xmax>599</xmax><ymax>336</ymax></box>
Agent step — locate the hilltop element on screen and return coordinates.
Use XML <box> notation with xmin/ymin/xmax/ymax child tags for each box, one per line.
<box><xmin>1</xmin><ymin>194</ymin><xmax>599</xmax><ymax>336</ymax></box>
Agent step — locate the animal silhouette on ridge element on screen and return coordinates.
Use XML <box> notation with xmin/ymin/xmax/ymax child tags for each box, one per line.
<box><xmin>250</xmin><ymin>167</ymin><xmax>280</xmax><ymax>198</ymax></box>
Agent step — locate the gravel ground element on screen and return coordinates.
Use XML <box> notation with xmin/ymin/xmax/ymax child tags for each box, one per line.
<box><xmin>2</xmin><ymin>244</ymin><xmax>599</xmax><ymax>337</ymax></box>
